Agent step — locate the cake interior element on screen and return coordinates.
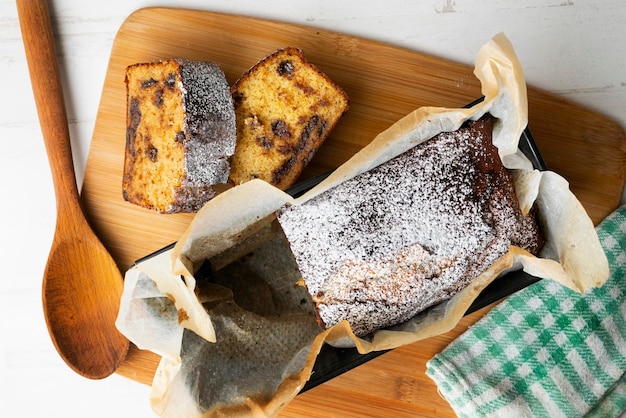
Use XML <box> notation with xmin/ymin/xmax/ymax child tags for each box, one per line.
<box><xmin>230</xmin><ymin>48</ymin><xmax>349</xmax><ymax>189</ymax></box>
<box><xmin>124</xmin><ymin>61</ymin><xmax>186</xmax><ymax>211</ymax></box>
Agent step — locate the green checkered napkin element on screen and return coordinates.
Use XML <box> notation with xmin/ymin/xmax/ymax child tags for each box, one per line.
<box><xmin>426</xmin><ymin>205</ymin><xmax>626</xmax><ymax>418</ymax></box>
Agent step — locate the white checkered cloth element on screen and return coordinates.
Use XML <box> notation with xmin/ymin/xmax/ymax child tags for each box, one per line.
<box><xmin>426</xmin><ymin>205</ymin><xmax>626</xmax><ymax>417</ymax></box>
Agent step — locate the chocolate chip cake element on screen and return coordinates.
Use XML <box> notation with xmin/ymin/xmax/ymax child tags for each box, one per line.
<box><xmin>276</xmin><ymin>116</ymin><xmax>543</xmax><ymax>337</ymax></box>
<box><xmin>123</xmin><ymin>59</ymin><xmax>236</xmax><ymax>213</ymax></box>
<box><xmin>229</xmin><ymin>47</ymin><xmax>350</xmax><ymax>190</ymax></box>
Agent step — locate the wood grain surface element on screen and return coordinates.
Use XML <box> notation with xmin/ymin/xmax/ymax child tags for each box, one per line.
<box><xmin>80</xmin><ymin>7</ymin><xmax>626</xmax><ymax>417</ymax></box>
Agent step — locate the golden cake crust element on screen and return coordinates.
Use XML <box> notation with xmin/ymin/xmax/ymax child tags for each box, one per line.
<box><xmin>229</xmin><ymin>47</ymin><xmax>349</xmax><ymax>190</ymax></box>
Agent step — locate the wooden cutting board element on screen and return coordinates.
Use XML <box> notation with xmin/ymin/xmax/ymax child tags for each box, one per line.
<box><xmin>81</xmin><ymin>7</ymin><xmax>626</xmax><ymax>417</ymax></box>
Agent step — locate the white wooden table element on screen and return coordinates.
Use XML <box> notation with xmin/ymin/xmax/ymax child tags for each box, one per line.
<box><xmin>2</xmin><ymin>1</ymin><xmax>625</xmax><ymax>416</ymax></box>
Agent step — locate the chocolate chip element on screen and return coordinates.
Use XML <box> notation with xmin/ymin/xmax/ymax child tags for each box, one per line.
<box><xmin>129</xmin><ymin>98</ymin><xmax>141</xmax><ymax>129</ymax></box>
<box><xmin>271</xmin><ymin>120</ymin><xmax>291</xmax><ymax>139</ymax></box>
<box><xmin>141</xmin><ymin>78</ymin><xmax>158</xmax><ymax>88</ymax></box>
<box><xmin>232</xmin><ymin>91</ymin><xmax>244</xmax><ymax>106</ymax></box>
<box><xmin>174</xmin><ymin>131</ymin><xmax>185</xmax><ymax>143</ymax></box>
<box><xmin>165</xmin><ymin>73</ymin><xmax>176</xmax><ymax>90</ymax></box>
<box><xmin>277</xmin><ymin>144</ymin><xmax>292</xmax><ymax>155</ymax></box>
<box><xmin>277</xmin><ymin>60</ymin><xmax>295</xmax><ymax>77</ymax></box>
<box><xmin>153</xmin><ymin>88</ymin><xmax>164</xmax><ymax>108</ymax></box>
<box><xmin>300</xmin><ymin>115</ymin><xmax>321</xmax><ymax>143</ymax></box>
<box><xmin>271</xmin><ymin>115</ymin><xmax>326</xmax><ymax>184</ymax></box>
<box><xmin>256</xmin><ymin>135</ymin><xmax>273</xmax><ymax>150</ymax></box>
<box><xmin>146</xmin><ymin>144</ymin><xmax>158</xmax><ymax>162</ymax></box>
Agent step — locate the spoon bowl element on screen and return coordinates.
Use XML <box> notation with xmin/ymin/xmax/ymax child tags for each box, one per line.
<box><xmin>17</xmin><ymin>0</ymin><xmax>129</xmax><ymax>379</ymax></box>
<box><xmin>43</xmin><ymin>214</ymin><xmax>129</xmax><ymax>378</ymax></box>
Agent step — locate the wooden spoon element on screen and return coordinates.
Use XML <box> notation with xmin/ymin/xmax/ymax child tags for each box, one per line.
<box><xmin>17</xmin><ymin>0</ymin><xmax>129</xmax><ymax>379</ymax></box>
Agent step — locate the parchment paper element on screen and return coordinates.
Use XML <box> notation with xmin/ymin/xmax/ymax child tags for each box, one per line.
<box><xmin>116</xmin><ymin>33</ymin><xmax>609</xmax><ymax>417</ymax></box>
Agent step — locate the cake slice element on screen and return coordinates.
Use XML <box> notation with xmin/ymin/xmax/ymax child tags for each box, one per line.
<box><xmin>276</xmin><ymin>115</ymin><xmax>543</xmax><ymax>337</ymax></box>
<box><xmin>123</xmin><ymin>59</ymin><xmax>236</xmax><ymax>213</ymax></box>
<box><xmin>229</xmin><ymin>47</ymin><xmax>349</xmax><ymax>190</ymax></box>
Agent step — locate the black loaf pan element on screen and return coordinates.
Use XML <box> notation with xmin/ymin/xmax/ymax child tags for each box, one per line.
<box><xmin>134</xmin><ymin>100</ymin><xmax>547</xmax><ymax>393</ymax></box>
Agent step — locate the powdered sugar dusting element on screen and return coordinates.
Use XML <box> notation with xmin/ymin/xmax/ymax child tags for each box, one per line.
<box><xmin>180</xmin><ymin>59</ymin><xmax>236</xmax><ymax>185</ymax></box>
<box><xmin>166</xmin><ymin>60</ymin><xmax>237</xmax><ymax>212</ymax></box>
<box><xmin>277</xmin><ymin>116</ymin><xmax>542</xmax><ymax>336</ymax></box>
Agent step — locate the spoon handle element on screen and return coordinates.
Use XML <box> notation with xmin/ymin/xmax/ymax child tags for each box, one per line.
<box><xmin>17</xmin><ymin>0</ymin><xmax>80</xmax><ymax>208</ymax></box>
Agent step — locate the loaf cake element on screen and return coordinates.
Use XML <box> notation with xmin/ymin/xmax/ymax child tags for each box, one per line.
<box><xmin>123</xmin><ymin>59</ymin><xmax>236</xmax><ymax>213</ymax></box>
<box><xmin>276</xmin><ymin>115</ymin><xmax>543</xmax><ymax>337</ymax></box>
<box><xmin>229</xmin><ymin>47</ymin><xmax>350</xmax><ymax>190</ymax></box>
